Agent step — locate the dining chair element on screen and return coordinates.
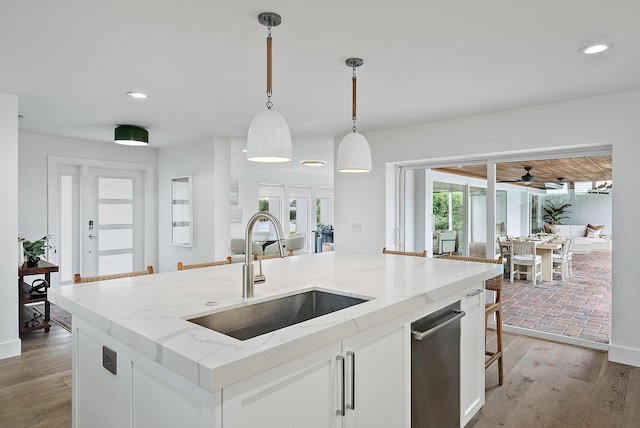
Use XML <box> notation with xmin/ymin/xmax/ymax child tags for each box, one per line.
<box><xmin>382</xmin><ymin>247</ymin><xmax>427</xmax><ymax>257</ymax></box>
<box><xmin>510</xmin><ymin>240</ymin><xmax>542</xmax><ymax>285</ymax></box>
<box><xmin>552</xmin><ymin>239</ymin><xmax>572</xmax><ymax>281</ymax></box>
<box><xmin>74</xmin><ymin>266</ymin><xmax>154</xmax><ymax>284</ymax></box>
<box><xmin>497</xmin><ymin>237</ymin><xmax>511</xmax><ymax>275</ymax></box>
<box><xmin>177</xmin><ymin>257</ymin><xmax>232</xmax><ymax>271</ymax></box>
<box><xmin>447</xmin><ymin>253</ymin><xmax>504</xmax><ymax>385</ymax></box>
<box><xmin>565</xmin><ymin>238</ymin><xmax>575</xmax><ymax>277</ymax></box>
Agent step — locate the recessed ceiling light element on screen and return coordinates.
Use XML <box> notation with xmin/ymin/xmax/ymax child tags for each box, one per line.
<box><xmin>301</xmin><ymin>160</ymin><xmax>326</xmax><ymax>167</ymax></box>
<box><xmin>579</xmin><ymin>43</ymin><xmax>610</xmax><ymax>55</ymax></box>
<box><xmin>127</xmin><ymin>92</ymin><xmax>148</xmax><ymax>99</ymax></box>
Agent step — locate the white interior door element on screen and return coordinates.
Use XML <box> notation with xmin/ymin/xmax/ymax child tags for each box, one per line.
<box><xmin>84</xmin><ymin>168</ymin><xmax>145</xmax><ymax>276</ymax></box>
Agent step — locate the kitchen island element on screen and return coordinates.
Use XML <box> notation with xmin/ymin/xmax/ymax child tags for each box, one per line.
<box><xmin>49</xmin><ymin>252</ymin><xmax>501</xmax><ymax>428</ymax></box>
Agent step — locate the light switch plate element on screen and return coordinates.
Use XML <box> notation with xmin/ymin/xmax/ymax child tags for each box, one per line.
<box><xmin>103</xmin><ymin>346</ymin><xmax>117</xmax><ymax>375</ymax></box>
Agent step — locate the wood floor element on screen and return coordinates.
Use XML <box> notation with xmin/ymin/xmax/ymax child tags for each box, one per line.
<box><xmin>0</xmin><ymin>325</ymin><xmax>71</xmax><ymax>428</ymax></box>
<box><xmin>1</xmin><ymin>326</ymin><xmax>639</xmax><ymax>427</ymax></box>
<box><xmin>468</xmin><ymin>331</ymin><xmax>640</xmax><ymax>428</ymax></box>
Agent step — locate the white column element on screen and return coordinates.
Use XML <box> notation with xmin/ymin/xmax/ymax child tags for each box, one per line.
<box><xmin>213</xmin><ymin>138</ymin><xmax>231</xmax><ymax>260</ymax></box>
<box><xmin>0</xmin><ymin>92</ymin><xmax>20</xmax><ymax>359</ymax></box>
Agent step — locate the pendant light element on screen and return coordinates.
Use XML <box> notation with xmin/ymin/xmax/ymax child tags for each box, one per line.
<box><xmin>114</xmin><ymin>125</ymin><xmax>149</xmax><ymax>146</ymax></box>
<box><xmin>336</xmin><ymin>58</ymin><xmax>371</xmax><ymax>173</ymax></box>
<box><xmin>246</xmin><ymin>12</ymin><xmax>292</xmax><ymax>163</ymax></box>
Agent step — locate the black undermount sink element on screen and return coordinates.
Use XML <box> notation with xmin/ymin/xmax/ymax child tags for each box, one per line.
<box><xmin>188</xmin><ymin>290</ymin><xmax>369</xmax><ymax>341</ymax></box>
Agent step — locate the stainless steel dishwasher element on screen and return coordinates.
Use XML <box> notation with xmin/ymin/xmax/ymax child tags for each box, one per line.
<box><xmin>411</xmin><ymin>301</ymin><xmax>465</xmax><ymax>428</ymax></box>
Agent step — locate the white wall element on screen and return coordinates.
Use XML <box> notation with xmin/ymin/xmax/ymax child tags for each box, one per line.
<box><xmin>0</xmin><ymin>93</ymin><xmax>20</xmax><ymax>359</ymax></box>
<box><xmin>157</xmin><ymin>139</ymin><xmax>230</xmax><ymax>272</ymax></box>
<box><xmin>18</xmin><ymin>133</ymin><xmax>157</xmax><ymax>245</ymax></box>
<box><xmin>335</xmin><ymin>89</ymin><xmax>640</xmax><ymax>367</ymax></box>
<box><xmin>536</xmin><ymin>193</ymin><xmax>612</xmax><ymax>234</ymax></box>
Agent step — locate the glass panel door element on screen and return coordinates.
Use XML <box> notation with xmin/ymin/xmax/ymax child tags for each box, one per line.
<box><xmin>85</xmin><ymin>168</ymin><xmax>144</xmax><ymax>276</ymax></box>
<box><xmin>433</xmin><ymin>182</ymin><xmax>466</xmax><ymax>256</ymax></box>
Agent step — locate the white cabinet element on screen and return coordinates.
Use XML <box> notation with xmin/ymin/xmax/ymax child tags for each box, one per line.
<box><xmin>341</xmin><ymin>324</ymin><xmax>408</xmax><ymax>428</ymax></box>
<box><xmin>76</xmin><ymin>327</ymin><xmax>132</xmax><ymax>428</ymax></box>
<box><xmin>222</xmin><ymin>342</ymin><xmax>342</xmax><ymax>428</ymax></box>
<box><xmin>222</xmin><ymin>321</ymin><xmax>409</xmax><ymax>428</ymax></box>
<box><xmin>73</xmin><ymin>318</ymin><xmax>219</xmax><ymax>428</ymax></box>
<box><xmin>460</xmin><ymin>286</ymin><xmax>485</xmax><ymax>427</ymax></box>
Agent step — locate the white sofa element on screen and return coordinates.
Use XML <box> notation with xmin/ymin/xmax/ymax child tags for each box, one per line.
<box><xmin>229</xmin><ymin>239</ymin><xmax>265</xmax><ymax>263</ymax></box>
<box><xmin>263</xmin><ymin>233</ymin><xmax>306</xmax><ymax>256</ymax></box>
<box><xmin>553</xmin><ymin>224</ymin><xmax>611</xmax><ymax>253</ymax></box>
<box><xmin>230</xmin><ymin>233</ymin><xmax>306</xmax><ymax>263</ymax></box>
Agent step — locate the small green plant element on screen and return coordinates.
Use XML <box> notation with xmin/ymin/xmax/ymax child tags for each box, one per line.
<box><xmin>542</xmin><ymin>201</ymin><xmax>572</xmax><ymax>225</ymax></box>
<box><xmin>19</xmin><ymin>235</ymin><xmax>56</xmax><ymax>266</ymax></box>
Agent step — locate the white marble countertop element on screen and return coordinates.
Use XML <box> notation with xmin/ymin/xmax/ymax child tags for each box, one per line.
<box><xmin>49</xmin><ymin>252</ymin><xmax>501</xmax><ymax>392</ymax></box>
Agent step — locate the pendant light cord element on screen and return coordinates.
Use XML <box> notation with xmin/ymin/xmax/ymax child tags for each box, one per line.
<box><xmin>266</xmin><ymin>25</ymin><xmax>273</xmax><ymax>109</ymax></box>
<box><xmin>352</xmin><ymin>65</ymin><xmax>357</xmax><ymax>132</ymax></box>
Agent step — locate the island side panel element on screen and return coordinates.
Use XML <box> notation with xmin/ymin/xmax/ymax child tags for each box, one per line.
<box><xmin>73</xmin><ymin>317</ymin><xmax>221</xmax><ymax>428</ymax></box>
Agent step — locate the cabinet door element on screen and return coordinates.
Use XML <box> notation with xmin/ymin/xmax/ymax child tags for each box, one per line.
<box><xmin>342</xmin><ymin>324</ymin><xmax>408</xmax><ymax>428</ymax></box>
<box><xmin>223</xmin><ymin>342</ymin><xmax>342</xmax><ymax>428</ymax></box>
<box><xmin>460</xmin><ymin>286</ymin><xmax>485</xmax><ymax>427</ymax></box>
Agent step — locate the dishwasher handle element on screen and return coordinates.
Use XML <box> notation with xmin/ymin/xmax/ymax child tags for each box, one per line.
<box><xmin>411</xmin><ymin>310</ymin><xmax>466</xmax><ymax>341</ymax></box>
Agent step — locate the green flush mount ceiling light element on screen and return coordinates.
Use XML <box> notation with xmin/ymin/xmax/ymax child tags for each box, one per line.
<box><xmin>246</xmin><ymin>12</ymin><xmax>293</xmax><ymax>163</ymax></box>
<box><xmin>114</xmin><ymin>125</ymin><xmax>149</xmax><ymax>146</ymax></box>
<box><xmin>337</xmin><ymin>58</ymin><xmax>372</xmax><ymax>173</ymax></box>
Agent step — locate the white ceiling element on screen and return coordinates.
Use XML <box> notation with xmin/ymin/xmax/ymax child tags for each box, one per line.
<box><xmin>2</xmin><ymin>1</ymin><xmax>640</xmax><ymax>174</ymax></box>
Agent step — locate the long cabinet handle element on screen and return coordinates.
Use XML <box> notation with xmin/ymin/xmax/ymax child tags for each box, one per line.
<box><xmin>346</xmin><ymin>351</ymin><xmax>355</xmax><ymax>410</ymax></box>
<box><xmin>336</xmin><ymin>355</ymin><xmax>345</xmax><ymax>416</ymax></box>
<box><xmin>411</xmin><ymin>310</ymin><xmax>466</xmax><ymax>341</ymax></box>
<box><xmin>466</xmin><ymin>289</ymin><xmax>483</xmax><ymax>297</ymax></box>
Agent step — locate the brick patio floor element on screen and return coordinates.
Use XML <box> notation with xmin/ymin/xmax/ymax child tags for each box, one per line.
<box><xmin>501</xmin><ymin>251</ymin><xmax>612</xmax><ymax>344</ymax></box>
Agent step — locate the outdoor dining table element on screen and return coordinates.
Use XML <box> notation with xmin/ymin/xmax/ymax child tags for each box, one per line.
<box><xmin>501</xmin><ymin>239</ymin><xmax>563</xmax><ymax>282</ymax></box>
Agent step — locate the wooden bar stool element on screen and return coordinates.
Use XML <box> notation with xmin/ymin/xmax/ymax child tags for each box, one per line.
<box><xmin>447</xmin><ymin>253</ymin><xmax>504</xmax><ymax>385</ymax></box>
<box><xmin>177</xmin><ymin>257</ymin><xmax>232</xmax><ymax>270</ymax></box>
<box><xmin>74</xmin><ymin>266</ymin><xmax>154</xmax><ymax>283</ymax></box>
<box><xmin>382</xmin><ymin>247</ymin><xmax>427</xmax><ymax>257</ymax></box>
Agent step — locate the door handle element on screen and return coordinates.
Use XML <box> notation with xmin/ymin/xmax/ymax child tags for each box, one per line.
<box><xmin>346</xmin><ymin>351</ymin><xmax>355</xmax><ymax>411</ymax></box>
<box><xmin>89</xmin><ymin>235</ymin><xmax>98</xmax><ymax>239</ymax></box>
<box><xmin>411</xmin><ymin>310</ymin><xmax>466</xmax><ymax>340</ymax></box>
<box><xmin>336</xmin><ymin>355</ymin><xmax>345</xmax><ymax>416</ymax></box>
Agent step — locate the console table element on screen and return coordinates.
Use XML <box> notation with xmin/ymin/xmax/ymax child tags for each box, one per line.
<box><xmin>18</xmin><ymin>261</ymin><xmax>59</xmax><ymax>333</ymax></box>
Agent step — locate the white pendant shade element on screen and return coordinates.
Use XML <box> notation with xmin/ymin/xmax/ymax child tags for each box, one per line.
<box><xmin>246</xmin><ymin>109</ymin><xmax>292</xmax><ymax>163</ymax></box>
<box><xmin>336</xmin><ymin>131</ymin><xmax>372</xmax><ymax>173</ymax></box>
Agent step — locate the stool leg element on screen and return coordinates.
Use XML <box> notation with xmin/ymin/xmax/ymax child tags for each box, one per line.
<box><xmin>496</xmin><ymin>308</ymin><xmax>504</xmax><ymax>386</ymax></box>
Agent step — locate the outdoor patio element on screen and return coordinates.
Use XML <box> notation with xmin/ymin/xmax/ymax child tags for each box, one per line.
<box><xmin>501</xmin><ymin>251</ymin><xmax>612</xmax><ymax>344</ymax></box>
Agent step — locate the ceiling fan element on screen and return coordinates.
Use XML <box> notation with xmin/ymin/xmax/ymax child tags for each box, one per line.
<box><xmin>499</xmin><ymin>166</ymin><xmax>537</xmax><ymax>185</ymax></box>
<box><xmin>500</xmin><ymin>167</ymin><xmax>567</xmax><ymax>189</ymax></box>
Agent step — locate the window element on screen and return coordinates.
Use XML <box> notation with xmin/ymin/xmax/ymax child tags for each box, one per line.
<box><xmin>258</xmin><ymin>184</ymin><xmax>284</xmax><ymax>235</ymax></box>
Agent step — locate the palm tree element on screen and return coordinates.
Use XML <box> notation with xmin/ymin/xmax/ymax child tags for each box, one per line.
<box><xmin>542</xmin><ymin>201</ymin><xmax>572</xmax><ymax>224</ymax></box>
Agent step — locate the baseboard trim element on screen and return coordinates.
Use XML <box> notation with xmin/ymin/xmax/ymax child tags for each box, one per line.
<box><xmin>489</xmin><ymin>322</ymin><xmax>609</xmax><ymax>351</ymax></box>
<box><xmin>608</xmin><ymin>344</ymin><xmax>640</xmax><ymax>367</ymax></box>
<box><xmin>0</xmin><ymin>338</ymin><xmax>21</xmax><ymax>360</ymax></box>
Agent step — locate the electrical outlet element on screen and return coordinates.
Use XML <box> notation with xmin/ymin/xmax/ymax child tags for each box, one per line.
<box><xmin>103</xmin><ymin>346</ymin><xmax>117</xmax><ymax>375</ymax></box>
<box><xmin>351</xmin><ymin>222</ymin><xmax>362</xmax><ymax>232</ymax></box>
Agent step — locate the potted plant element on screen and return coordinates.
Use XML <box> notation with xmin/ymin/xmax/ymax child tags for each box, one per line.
<box><xmin>19</xmin><ymin>235</ymin><xmax>55</xmax><ymax>267</ymax></box>
<box><xmin>542</xmin><ymin>201</ymin><xmax>572</xmax><ymax>225</ymax></box>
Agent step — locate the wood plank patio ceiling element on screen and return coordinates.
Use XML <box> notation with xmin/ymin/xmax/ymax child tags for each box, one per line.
<box><xmin>434</xmin><ymin>156</ymin><xmax>612</xmax><ymax>188</ymax></box>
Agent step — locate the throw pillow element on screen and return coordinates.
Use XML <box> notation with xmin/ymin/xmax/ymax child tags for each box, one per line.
<box><xmin>586</xmin><ymin>224</ymin><xmax>605</xmax><ymax>237</ymax></box>
<box><xmin>543</xmin><ymin>224</ymin><xmax>556</xmax><ymax>234</ymax></box>
<box><xmin>586</xmin><ymin>227</ymin><xmax>601</xmax><ymax>238</ymax></box>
